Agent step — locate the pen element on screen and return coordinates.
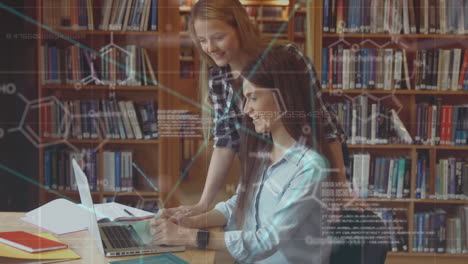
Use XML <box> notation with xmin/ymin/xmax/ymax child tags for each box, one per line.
<box><xmin>124</xmin><ymin>209</ymin><xmax>134</xmax><ymax>216</ymax></box>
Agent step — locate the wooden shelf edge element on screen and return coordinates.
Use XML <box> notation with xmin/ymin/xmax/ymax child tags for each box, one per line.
<box><xmin>240</xmin><ymin>0</ymin><xmax>289</xmax><ymax>6</ymax></box>
<box><xmin>41</xmin><ymin>85</ymin><xmax>159</xmax><ymax>91</ymax></box>
<box><xmin>322</xmin><ymin>89</ymin><xmax>468</xmax><ymax>95</ymax></box>
<box><xmin>43</xmin><ymin>28</ymin><xmax>159</xmax><ymax>36</ymax></box>
<box><xmin>41</xmin><ymin>138</ymin><xmax>160</xmax><ymax>144</ymax></box>
<box><xmin>347</xmin><ymin>144</ymin><xmax>468</xmax><ymax>150</ymax></box>
<box><xmin>388</xmin><ymin>252</ymin><xmax>468</xmax><ymax>257</ymax></box>
<box><xmin>323</xmin><ymin>33</ymin><xmax>468</xmax><ymax>39</ymax></box>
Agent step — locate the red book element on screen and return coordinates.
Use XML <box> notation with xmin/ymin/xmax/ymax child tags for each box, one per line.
<box><xmin>0</xmin><ymin>231</ymin><xmax>68</xmax><ymax>253</ymax></box>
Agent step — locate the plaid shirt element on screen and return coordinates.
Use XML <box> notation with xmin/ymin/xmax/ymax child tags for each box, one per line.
<box><xmin>208</xmin><ymin>44</ymin><xmax>346</xmax><ymax>151</ymax></box>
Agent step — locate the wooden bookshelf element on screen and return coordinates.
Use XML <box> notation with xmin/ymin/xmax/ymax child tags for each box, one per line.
<box><xmin>36</xmin><ymin>0</ymin><xmax>182</xmax><ymax>208</ymax></box>
<box><xmin>310</xmin><ymin>0</ymin><xmax>468</xmax><ymax>262</ymax></box>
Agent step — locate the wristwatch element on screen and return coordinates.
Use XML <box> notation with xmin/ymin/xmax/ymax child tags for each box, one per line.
<box><xmin>196</xmin><ymin>229</ymin><xmax>210</xmax><ymax>250</ymax></box>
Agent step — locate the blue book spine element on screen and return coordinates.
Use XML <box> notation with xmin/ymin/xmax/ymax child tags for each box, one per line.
<box><xmin>151</xmin><ymin>0</ymin><xmax>158</xmax><ymax>31</ymax></box>
<box><xmin>115</xmin><ymin>151</ymin><xmax>121</xmax><ymax>191</ymax></box>
<box><xmin>347</xmin><ymin>0</ymin><xmax>353</xmax><ymax>32</ymax></box>
<box><xmin>362</xmin><ymin>48</ymin><xmax>369</xmax><ymax>89</ymax></box>
<box><xmin>416</xmin><ymin>159</ymin><xmax>422</xmax><ymax>199</ymax></box>
<box><xmin>323</xmin><ymin>0</ymin><xmax>330</xmax><ymax>32</ymax></box>
<box><xmin>413</xmin><ymin>214</ymin><xmax>418</xmax><ymax>252</ymax></box>
<box><xmin>356</xmin><ymin>0</ymin><xmax>362</xmax><ymax>32</ymax></box>
<box><xmin>368</xmin><ymin>49</ymin><xmax>375</xmax><ymax>87</ymax></box>
<box><xmin>44</xmin><ymin>151</ymin><xmax>51</xmax><ymax>188</ymax></box>
<box><xmin>417</xmin><ymin>213</ymin><xmax>424</xmax><ymax>252</ymax></box>
<box><xmin>321</xmin><ymin>48</ymin><xmax>329</xmax><ymax>88</ymax></box>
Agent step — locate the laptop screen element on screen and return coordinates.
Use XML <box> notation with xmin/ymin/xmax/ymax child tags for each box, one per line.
<box><xmin>72</xmin><ymin>159</ymin><xmax>105</xmax><ymax>255</ymax></box>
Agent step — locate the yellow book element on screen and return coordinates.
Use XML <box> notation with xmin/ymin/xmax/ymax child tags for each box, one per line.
<box><xmin>0</xmin><ymin>233</ymin><xmax>80</xmax><ymax>263</ymax></box>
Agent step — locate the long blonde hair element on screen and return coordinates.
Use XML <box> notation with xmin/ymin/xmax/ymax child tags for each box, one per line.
<box><xmin>188</xmin><ymin>0</ymin><xmax>285</xmax><ymax>138</ymax></box>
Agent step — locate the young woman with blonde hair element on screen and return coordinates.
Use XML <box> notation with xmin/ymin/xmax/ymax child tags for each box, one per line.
<box><xmin>166</xmin><ymin>0</ymin><xmax>347</xmax><ymax>219</ymax></box>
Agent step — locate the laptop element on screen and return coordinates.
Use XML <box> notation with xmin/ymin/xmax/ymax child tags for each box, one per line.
<box><xmin>72</xmin><ymin>159</ymin><xmax>185</xmax><ymax>257</ymax></box>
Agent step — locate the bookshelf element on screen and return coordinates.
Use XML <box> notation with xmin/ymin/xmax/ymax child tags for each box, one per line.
<box><xmin>310</xmin><ymin>0</ymin><xmax>468</xmax><ymax>263</ymax></box>
<box><xmin>36</xmin><ymin>0</ymin><xmax>182</xmax><ymax>208</ymax></box>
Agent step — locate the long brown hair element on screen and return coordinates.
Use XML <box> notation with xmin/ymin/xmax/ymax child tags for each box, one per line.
<box><xmin>188</xmin><ymin>0</ymin><xmax>288</xmax><ymax>138</ymax></box>
<box><xmin>235</xmin><ymin>47</ymin><xmax>324</xmax><ymax>228</ymax></box>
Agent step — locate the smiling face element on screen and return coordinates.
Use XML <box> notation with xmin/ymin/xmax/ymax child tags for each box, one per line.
<box><xmin>193</xmin><ymin>19</ymin><xmax>243</xmax><ymax>67</ymax></box>
<box><xmin>242</xmin><ymin>79</ymin><xmax>282</xmax><ymax>134</ymax></box>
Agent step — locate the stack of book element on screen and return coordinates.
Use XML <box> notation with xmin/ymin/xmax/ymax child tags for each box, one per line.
<box><xmin>0</xmin><ymin>231</ymin><xmax>80</xmax><ymax>263</ymax></box>
<box><xmin>41</xmin><ymin>99</ymin><xmax>158</xmax><ymax>141</ymax></box>
<box><xmin>323</xmin><ymin>0</ymin><xmax>468</xmax><ymax>35</ymax></box>
<box><xmin>413</xmin><ymin>206</ymin><xmax>468</xmax><ymax>254</ymax></box>
<box><xmin>349</xmin><ymin>154</ymin><xmax>411</xmax><ymax>199</ymax></box>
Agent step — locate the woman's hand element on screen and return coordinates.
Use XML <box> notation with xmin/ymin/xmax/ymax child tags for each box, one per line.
<box><xmin>151</xmin><ymin>219</ymin><xmax>197</xmax><ymax>247</ymax></box>
<box><xmin>165</xmin><ymin>203</ymin><xmax>208</xmax><ymax>218</ymax></box>
<box><xmin>161</xmin><ymin>210</ymin><xmax>196</xmax><ymax>228</ymax></box>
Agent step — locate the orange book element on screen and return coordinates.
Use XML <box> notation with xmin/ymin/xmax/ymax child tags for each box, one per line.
<box><xmin>0</xmin><ymin>231</ymin><xmax>68</xmax><ymax>253</ymax></box>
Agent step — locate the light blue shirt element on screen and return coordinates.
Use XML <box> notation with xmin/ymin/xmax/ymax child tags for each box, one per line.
<box><xmin>214</xmin><ymin>142</ymin><xmax>331</xmax><ymax>264</ymax></box>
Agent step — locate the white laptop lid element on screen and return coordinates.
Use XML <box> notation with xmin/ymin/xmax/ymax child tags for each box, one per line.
<box><xmin>72</xmin><ymin>159</ymin><xmax>105</xmax><ymax>255</ymax></box>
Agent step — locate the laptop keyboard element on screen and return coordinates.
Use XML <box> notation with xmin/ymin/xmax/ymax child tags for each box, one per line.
<box><xmin>101</xmin><ymin>225</ymin><xmax>144</xmax><ymax>249</ymax></box>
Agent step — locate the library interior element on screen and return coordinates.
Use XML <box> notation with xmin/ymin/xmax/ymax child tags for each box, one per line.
<box><xmin>0</xmin><ymin>0</ymin><xmax>468</xmax><ymax>263</ymax></box>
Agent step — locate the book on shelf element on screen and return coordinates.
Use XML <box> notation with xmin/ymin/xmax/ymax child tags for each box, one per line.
<box><xmin>413</xmin><ymin>206</ymin><xmax>468</xmax><ymax>254</ymax></box>
<box><xmin>40</xmin><ymin>43</ymin><xmax>157</xmax><ymax>86</ymax></box>
<box><xmin>331</xmin><ymin>95</ymin><xmax>412</xmax><ymax>145</ymax></box>
<box><xmin>415</xmin><ymin>102</ymin><xmax>468</xmax><ymax>146</ymax></box>
<box><xmin>44</xmin><ymin>148</ymin><xmax>98</xmax><ymax>191</ymax></box>
<box><xmin>414</xmin><ymin>48</ymin><xmax>468</xmax><ymax>91</ymax></box>
<box><xmin>425</xmin><ymin>157</ymin><xmax>468</xmax><ymax>201</ymax></box>
<box><xmin>41</xmin><ymin>98</ymin><xmax>158</xmax><ymax>141</ymax></box>
<box><xmin>103</xmin><ymin>151</ymin><xmax>134</xmax><ymax>192</ymax></box>
<box><xmin>99</xmin><ymin>0</ymin><xmax>158</xmax><ymax>31</ymax></box>
<box><xmin>348</xmin><ymin>153</ymin><xmax>411</xmax><ymax>199</ymax></box>
<box><xmin>42</xmin><ymin>0</ymin><xmax>94</xmax><ymax>30</ymax></box>
<box><xmin>377</xmin><ymin>209</ymin><xmax>408</xmax><ymax>252</ymax></box>
<box><xmin>321</xmin><ymin>47</ymin><xmax>411</xmax><ymax>90</ymax></box>
<box><xmin>323</xmin><ymin>0</ymin><xmax>468</xmax><ymax>35</ymax></box>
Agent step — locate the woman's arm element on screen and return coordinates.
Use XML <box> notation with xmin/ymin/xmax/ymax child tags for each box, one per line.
<box><xmin>197</xmin><ymin>147</ymin><xmax>236</xmax><ymax>209</ymax></box>
<box><xmin>165</xmin><ymin>147</ymin><xmax>236</xmax><ymax>218</ymax></box>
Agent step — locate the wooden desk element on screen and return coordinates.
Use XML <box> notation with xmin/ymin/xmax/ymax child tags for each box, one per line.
<box><xmin>0</xmin><ymin>213</ymin><xmax>216</xmax><ymax>264</ymax></box>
